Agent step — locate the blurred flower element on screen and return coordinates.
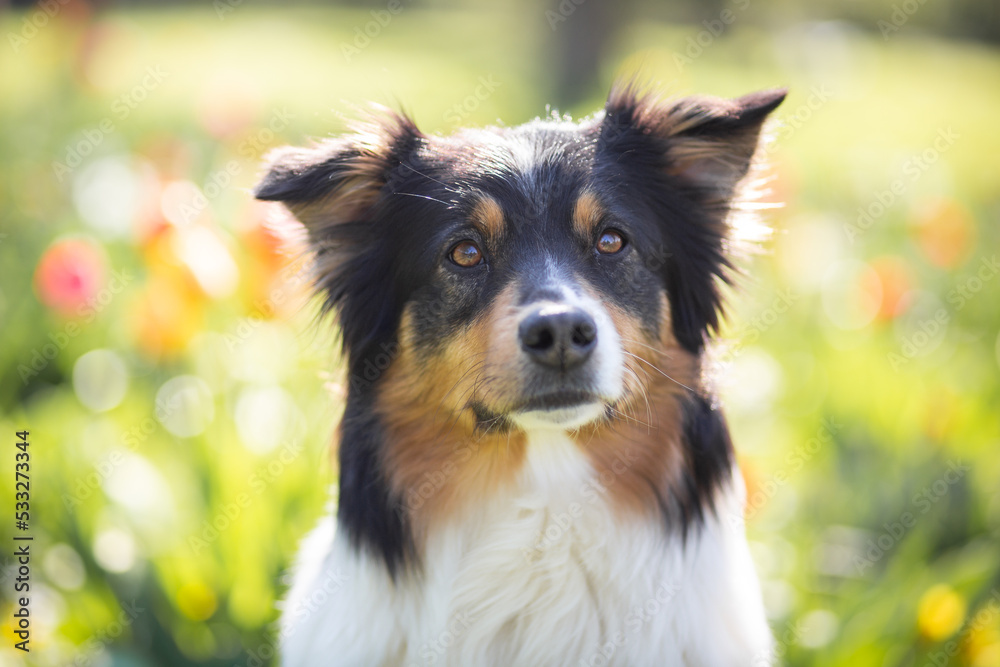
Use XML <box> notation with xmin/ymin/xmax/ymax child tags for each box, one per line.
<box><xmin>910</xmin><ymin>198</ymin><xmax>975</xmax><ymax>269</ymax></box>
<box><xmin>33</xmin><ymin>237</ymin><xmax>107</xmax><ymax>317</ymax></box>
<box><xmin>131</xmin><ymin>274</ymin><xmax>204</xmax><ymax>358</ymax></box>
<box><xmin>240</xmin><ymin>207</ymin><xmax>295</xmax><ymax>278</ymax></box>
<box><xmin>869</xmin><ymin>256</ymin><xmax>914</xmax><ymax>321</ymax></box>
<box><xmin>133</xmin><ymin>216</ymin><xmax>243</xmax><ymax>356</ymax></box>
<box><xmin>149</xmin><ymin>183</ymin><xmax>241</xmax><ymax>297</ymax></box>
<box><xmin>176</xmin><ymin>581</ymin><xmax>218</xmax><ymax>622</ymax></box>
<box><xmin>172</xmin><ymin>225</ymin><xmax>240</xmax><ymax>299</ymax></box>
<box><xmin>918</xmin><ymin>584</ymin><xmax>967</xmax><ymax>641</ymax></box>
<box><xmin>238</xmin><ymin>204</ymin><xmax>305</xmax><ymax>318</ymax></box>
<box><xmin>821</xmin><ymin>259</ymin><xmax>882</xmax><ymax>331</ymax></box>
<box><xmin>965</xmin><ymin>615</ymin><xmax>1000</xmax><ymax>667</ymax></box>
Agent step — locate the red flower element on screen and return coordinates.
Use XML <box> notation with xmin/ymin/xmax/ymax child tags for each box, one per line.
<box><xmin>34</xmin><ymin>238</ymin><xmax>107</xmax><ymax>317</ymax></box>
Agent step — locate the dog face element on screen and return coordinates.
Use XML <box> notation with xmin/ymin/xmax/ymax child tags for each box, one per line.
<box><xmin>256</xmin><ymin>83</ymin><xmax>784</xmax><ymax>568</ymax></box>
<box><xmin>256</xmin><ymin>84</ymin><xmax>783</xmax><ymax>433</ymax></box>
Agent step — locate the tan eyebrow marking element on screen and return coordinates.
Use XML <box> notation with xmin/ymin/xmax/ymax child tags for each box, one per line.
<box><xmin>573</xmin><ymin>190</ymin><xmax>605</xmax><ymax>239</ymax></box>
<box><xmin>469</xmin><ymin>195</ymin><xmax>505</xmax><ymax>241</ymax></box>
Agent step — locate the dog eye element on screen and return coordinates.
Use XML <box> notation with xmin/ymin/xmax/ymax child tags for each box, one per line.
<box><xmin>450</xmin><ymin>241</ymin><xmax>483</xmax><ymax>267</ymax></box>
<box><xmin>596</xmin><ymin>229</ymin><xmax>625</xmax><ymax>255</ymax></box>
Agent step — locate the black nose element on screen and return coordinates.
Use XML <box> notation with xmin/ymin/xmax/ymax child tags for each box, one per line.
<box><xmin>519</xmin><ymin>305</ymin><xmax>597</xmax><ymax>371</ymax></box>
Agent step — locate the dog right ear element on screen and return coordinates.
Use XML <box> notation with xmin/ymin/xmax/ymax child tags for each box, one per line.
<box><xmin>254</xmin><ymin>111</ymin><xmax>425</xmax><ymax>247</ymax></box>
<box><xmin>254</xmin><ymin>112</ymin><xmax>425</xmax><ymax>358</ymax></box>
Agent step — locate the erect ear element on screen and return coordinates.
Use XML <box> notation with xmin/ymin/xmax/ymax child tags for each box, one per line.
<box><xmin>605</xmin><ymin>85</ymin><xmax>786</xmax><ymax>203</ymax></box>
<box><xmin>254</xmin><ymin>111</ymin><xmax>424</xmax><ymax>358</ymax></box>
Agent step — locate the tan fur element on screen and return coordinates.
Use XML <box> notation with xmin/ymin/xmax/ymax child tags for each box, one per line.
<box><xmin>572</xmin><ymin>190</ymin><xmax>604</xmax><ymax>240</ymax></box>
<box><xmin>376</xmin><ymin>284</ymin><xmax>528</xmax><ymax>543</ymax></box>
<box><xmin>574</xmin><ymin>291</ymin><xmax>700</xmax><ymax>517</ymax></box>
<box><xmin>469</xmin><ymin>195</ymin><xmax>506</xmax><ymax>244</ymax></box>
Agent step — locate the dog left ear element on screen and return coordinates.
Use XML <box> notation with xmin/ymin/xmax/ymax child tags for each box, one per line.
<box><xmin>604</xmin><ymin>85</ymin><xmax>786</xmax><ymax>202</ymax></box>
<box><xmin>660</xmin><ymin>89</ymin><xmax>786</xmax><ymax>201</ymax></box>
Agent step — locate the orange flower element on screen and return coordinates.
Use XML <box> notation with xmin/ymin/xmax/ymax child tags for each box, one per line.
<box><xmin>911</xmin><ymin>199</ymin><xmax>975</xmax><ymax>269</ymax></box>
<box><xmin>131</xmin><ymin>274</ymin><xmax>204</xmax><ymax>358</ymax></box>
<box><xmin>869</xmin><ymin>256</ymin><xmax>914</xmax><ymax>321</ymax></box>
<box><xmin>237</xmin><ymin>203</ymin><xmax>307</xmax><ymax>318</ymax></box>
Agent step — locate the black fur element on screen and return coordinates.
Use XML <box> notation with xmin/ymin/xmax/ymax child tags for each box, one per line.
<box><xmin>336</xmin><ymin>395</ymin><xmax>415</xmax><ymax>578</ymax></box>
<box><xmin>677</xmin><ymin>393</ymin><xmax>736</xmax><ymax>529</ymax></box>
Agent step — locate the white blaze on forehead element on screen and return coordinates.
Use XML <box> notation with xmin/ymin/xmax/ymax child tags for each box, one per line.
<box><xmin>503</xmin><ymin>130</ymin><xmax>580</xmax><ymax>207</ymax></box>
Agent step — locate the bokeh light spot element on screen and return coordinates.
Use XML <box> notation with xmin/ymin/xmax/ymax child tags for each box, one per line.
<box><xmin>103</xmin><ymin>453</ymin><xmax>176</xmax><ymax>526</ymax></box>
<box><xmin>42</xmin><ymin>544</ymin><xmax>86</xmax><ymax>591</ymax></box>
<box><xmin>798</xmin><ymin>609</ymin><xmax>839</xmax><ymax>648</ymax></box>
<box><xmin>93</xmin><ymin>527</ymin><xmax>137</xmax><ymax>574</ymax></box>
<box><xmin>73</xmin><ymin>349</ymin><xmax>128</xmax><ymax>413</ymax></box>
<box><xmin>156</xmin><ymin>375</ymin><xmax>215</xmax><ymax>437</ymax></box>
<box><xmin>72</xmin><ymin>156</ymin><xmax>140</xmax><ymax>238</ymax></box>
<box><xmin>173</xmin><ymin>225</ymin><xmax>240</xmax><ymax>299</ymax></box>
<box><xmin>822</xmin><ymin>260</ymin><xmax>882</xmax><ymax>330</ymax></box>
<box><xmin>235</xmin><ymin>385</ymin><xmax>303</xmax><ymax>455</ymax></box>
<box><xmin>722</xmin><ymin>347</ymin><xmax>785</xmax><ymax>414</ymax></box>
<box><xmin>775</xmin><ymin>215</ymin><xmax>845</xmax><ymax>292</ymax></box>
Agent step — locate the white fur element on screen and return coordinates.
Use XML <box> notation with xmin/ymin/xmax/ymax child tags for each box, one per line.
<box><xmin>280</xmin><ymin>430</ymin><xmax>773</xmax><ymax>666</ymax></box>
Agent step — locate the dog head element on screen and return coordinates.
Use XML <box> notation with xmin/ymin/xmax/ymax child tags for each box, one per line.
<box><xmin>256</xmin><ymin>82</ymin><xmax>784</xmax><ymax>569</ymax></box>
<box><xmin>257</xmin><ymin>84</ymin><xmax>783</xmax><ymax>431</ymax></box>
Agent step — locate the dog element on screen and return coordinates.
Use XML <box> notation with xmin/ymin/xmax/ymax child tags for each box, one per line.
<box><xmin>255</xmin><ymin>79</ymin><xmax>785</xmax><ymax>666</ymax></box>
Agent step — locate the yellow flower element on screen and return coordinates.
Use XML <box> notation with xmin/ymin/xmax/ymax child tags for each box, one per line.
<box><xmin>918</xmin><ymin>584</ymin><xmax>967</xmax><ymax>642</ymax></box>
<box><xmin>176</xmin><ymin>580</ymin><xmax>218</xmax><ymax>622</ymax></box>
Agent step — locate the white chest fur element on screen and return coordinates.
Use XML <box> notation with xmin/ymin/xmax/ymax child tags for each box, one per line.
<box><xmin>279</xmin><ymin>431</ymin><xmax>773</xmax><ymax>666</ymax></box>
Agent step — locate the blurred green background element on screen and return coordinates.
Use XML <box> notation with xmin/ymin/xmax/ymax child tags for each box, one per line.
<box><xmin>1</xmin><ymin>0</ymin><xmax>999</xmax><ymax>665</ymax></box>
